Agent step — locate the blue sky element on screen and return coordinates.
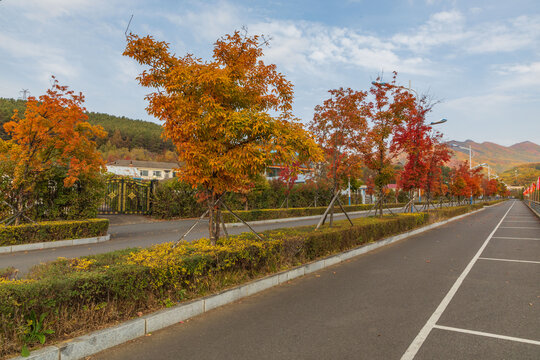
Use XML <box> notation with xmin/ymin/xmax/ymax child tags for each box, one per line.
<box><xmin>0</xmin><ymin>0</ymin><xmax>539</xmax><ymax>146</ymax></box>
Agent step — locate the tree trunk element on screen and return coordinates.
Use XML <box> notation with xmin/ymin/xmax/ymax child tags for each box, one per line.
<box><xmin>208</xmin><ymin>192</ymin><xmax>221</xmax><ymax>246</ymax></box>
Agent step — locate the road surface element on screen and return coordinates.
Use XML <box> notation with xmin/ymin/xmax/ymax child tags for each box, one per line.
<box><xmin>90</xmin><ymin>200</ymin><xmax>539</xmax><ymax>359</ymax></box>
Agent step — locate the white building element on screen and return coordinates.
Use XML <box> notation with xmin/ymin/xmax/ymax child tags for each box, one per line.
<box><xmin>106</xmin><ymin>160</ymin><xmax>179</xmax><ymax>180</ymax></box>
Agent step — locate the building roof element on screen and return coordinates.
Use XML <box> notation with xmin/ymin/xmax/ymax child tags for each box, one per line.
<box><xmin>105</xmin><ymin>165</ymin><xmax>140</xmax><ymax>177</ymax></box>
<box><xmin>106</xmin><ymin>160</ymin><xmax>180</xmax><ymax>170</ymax></box>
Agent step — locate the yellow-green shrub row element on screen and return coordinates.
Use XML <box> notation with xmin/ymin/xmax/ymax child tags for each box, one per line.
<box><xmin>0</xmin><ymin>219</ymin><xmax>109</xmax><ymax>247</ymax></box>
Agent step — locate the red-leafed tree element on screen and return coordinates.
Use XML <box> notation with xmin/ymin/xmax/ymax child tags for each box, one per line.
<box><xmin>278</xmin><ymin>162</ymin><xmax>300</xmax><ymax>208</ymax></box>
<box><xmin>424</xmin><ymin>140</ymin><xmax>451</xmax><ymax>203</ymax></box>
<box><xmin>482</xmin><ymin>178</ymin><xmax>499</xmax><ymax>198</ymax></box>
<box><xmin>358</xmin><ymin>73</ymin><xmax>416</xmax><ymax>216</ymax></box>
<box><xmin>450</xmin><ymin>161</ymin><xmax>483</xmax><ymax>203</ymax></box>
<box><xmin>392</xmin><ymin>99</ymin><xmax>432</xmax><ymax>209</ymax></box>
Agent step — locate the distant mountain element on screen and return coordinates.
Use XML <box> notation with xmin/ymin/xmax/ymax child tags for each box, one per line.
<box><xmin>447</xmin><ymin>140</ymin><xmax>540</xmax><ymax>174</ymax></box>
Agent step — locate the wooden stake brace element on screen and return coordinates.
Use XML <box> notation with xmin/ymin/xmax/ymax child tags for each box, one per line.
<box><xmin>220</xmin><ymin>205</ymin><xmax>229</xmax><ymax>239</ymax></box>
<box><xmin>1</xmin><ymin>201</ymin><xmax>36</xmax><ymax>225</ymax></box>
<box><xmin>315</xmin><ymin>192</ymin><xmax>340</xmax><ymax>230</ymax></box>
<box><xmin>221</xmin><ymin>201</ymin><xmax>265</xmax><ymax>241</ymax></box>
<box><xmin>174</xmin><ymin>193</ymin><xmax>225</xmax><ymax>247</ymax></box>
<box><xmin>335</xmin><ymin>196</ymin><xmax>354</xmax><ymax>227</ymax></box>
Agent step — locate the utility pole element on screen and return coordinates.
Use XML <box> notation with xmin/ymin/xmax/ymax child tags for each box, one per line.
<box><xmin>19</xmin><ymin>89</ymin><xmax>30</xmax><ymax>100</ymax></box>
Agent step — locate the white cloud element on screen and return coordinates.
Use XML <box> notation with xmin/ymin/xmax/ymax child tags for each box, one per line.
<box><xmin>6</xmin><ymin>0</ymin><xmax>110</xmax><ymax>21</ymax></box>
<box><xmin>492</xmin><ymin>62</ymin><xmax>540</xmax><ymax>90</ymax></box>
<box><xmin>163</xmin><ymin>1</ymin><xmax>243</xmax><ymax>41</ymax></box>
<box><xmin>0</xmin><ymin>33</ymin><xmax>80</xmax><ymax>80</ymax></box>
<box><xmin>392</xmin><ymin>10</ymin><xmax>467</xmax><ymax>52</ymax></box>
<box><xmin>393</xmin><ymin>11</ymin><xmax>540</xmax><ymax>55</ymax></box>
<box><xmin>250</xmin><ymin>20</ymin><xmax>434</xmax><ymax>76</ymax></box>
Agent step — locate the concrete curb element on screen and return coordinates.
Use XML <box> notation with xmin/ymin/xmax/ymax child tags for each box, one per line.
<box><xmin>0</xmin><ymin>234</ymin><xmax>110</xmax><ymax>254</ymax></box>
<box><xmin>10</xmin><ymin>206</ymin><xmax>490</xmax><ymax>360</ymax></box>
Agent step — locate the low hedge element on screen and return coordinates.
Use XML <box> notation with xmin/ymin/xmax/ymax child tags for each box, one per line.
<box><xmin>222</xmin><ymin>203</ymin><xmax>406</xmax><ymax>223</ymax></box>
<box><xmin>0</xmin><ymin>219</ymin><xmax>109</xmax><ymax>247</ymax></box>
<box><xmin>0</xmin><ymin>204</ymin><xmax>485</xmax><ymax>357</ymax></box>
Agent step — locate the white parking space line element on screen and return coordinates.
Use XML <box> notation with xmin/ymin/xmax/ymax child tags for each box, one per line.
<box><xmin>400</xmin><ymin>201</ymin><xmax>516</xmax><ymax>360</ymax></box>
<box><xmin>498</xmin><ymin>226</ymin><xmax>540</xmax><ymax>229</ymax></box>
<box><xmin>433</xmin><ymin>325</ymin><xmax>540</xmax><ymax>346</ymax></box>
<box><xmin>502</xmin><ymin>221</ymin><xmax>539</xmax><ymax>223</ymax></box>
<box><xmin>479</xmin><ymin>257</ymin><xmax>540</xmax><ymax>264</ymax></box>
<box><xmin>492</xmin><ymin>236</ymin><xmax>540</xmax><ymax>241</ymax></box>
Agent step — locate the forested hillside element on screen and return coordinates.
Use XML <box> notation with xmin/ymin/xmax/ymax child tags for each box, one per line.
<box><xmin>499</xmin><ymin>163</ymin><xmax>540</xmax><ymax>186</ymax></box>
<box><xmin>0</xmin><ymin>98</ymin><xmax>176</xmax><ymax>162</ymax></box>
<box><xmin>0</xmin><ymin>98</ymin><xmax>26</xmax><ymax>140</ymax></box>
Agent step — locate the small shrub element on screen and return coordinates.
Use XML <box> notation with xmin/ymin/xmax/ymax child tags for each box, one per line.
<box><xmin>0</xmin><ymin>219</ymin><xmax>109</xmax><ymax>247</ymax></box>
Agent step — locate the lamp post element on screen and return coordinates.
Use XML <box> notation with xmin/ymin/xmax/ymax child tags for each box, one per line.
<box><xmin>451</xmin><ymin>143</ymin><xmax>475</xmax><ymax>204</ymax></box>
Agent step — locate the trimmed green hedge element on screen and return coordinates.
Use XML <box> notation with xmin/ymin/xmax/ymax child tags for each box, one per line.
<box><xmin>0</xmin><ymin>219</ymin><xmax>109</xmax><ymax>247</ymax></box>
<box><xmin>0</xmin><ymin>204</ymin><xmax>483</xmax><ymax>357</ymax></box>
<box><xmin>222</xmin><ymin>203</ymin><xmax>406</xmax><ymax>223</ymax></box>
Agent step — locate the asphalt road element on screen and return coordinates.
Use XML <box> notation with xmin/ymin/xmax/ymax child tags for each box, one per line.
<box><xmin>1</xmin><ymin>205</ymin><xmax>411</xmax><ymax>274</ymax></box>
<box><xmin>89</xmin><ymin>200</ymin><xmax>540</xmax><ymax>360</ymax></box>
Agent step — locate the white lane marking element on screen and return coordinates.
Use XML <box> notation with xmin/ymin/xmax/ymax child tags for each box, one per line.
<box><xmin>492</xmin><ymin>236</ymin><xmax>540</xmax><ymax>241</ymax></box>
<box><xmin>400</xmin><ymin>201</ymin><xmax>516</xmax><ymax>360</ymax></box>
<box><xmin>498</xmin><ymin>227</ymin><xmax>540</xmax><ymax>229</ymax></box>
<box><xmin>479</xmin><ymin>257</ymin><xmax>540</xmax><ymax>264</ymax></box>
<box><xmin>433</xmin><ymin>325</ymin><xmax>540</xmax><ymax>346</ymax></box>
<box><xmin>503</xmin><ymin>221</ymin><xmax>539</xmax><ymax>223</ymax></box>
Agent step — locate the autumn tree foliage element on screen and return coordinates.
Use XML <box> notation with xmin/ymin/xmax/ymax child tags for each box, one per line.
<box><xmin>482</xmin><ymin>178</ymin><xmax>499</xmax><ymax>197</ymax></box>
<box><xmin>309</xmin><ymin>88</ymin><xmax>366</xmax><ymax>223</ymax></box>
<box><xmin>0</xmin><ymin>79</ymin><xmax>106</xmax><ymax>224</ymax></box>
<box><xmin>277</xmin><ymin>162</ymin><xmax>300</xmax><ymax>209</ymax></box>
<box><xmin>424</xmin><ymin>140</ymin><xmax>451</xmax><ymax>200</ymax></box>
<box><xmin>392</xmin><ymin>99</ymin><xmax>450</xmax><ymax>207</ymax></box>
<box><xmin>309</xmin><ymin>88</ymin><xmax>366</xmax><ymax>191</ymax></box>
<box><xmin>449</xmin><ymin>161</ymin><xmax>483</xmax><ymax>202</ymax></box>
<box><xmin>392</xmin><ymin>99</ymin><xmax>432</xmax><ymax>193</ymax></box>
<box><xmin>124</xmin><ymin>31</ymin><xmax>322</xmax><ymax>244</ymax></box>
<box><xmin>358</xmin><ymin>73</ymin><xmax>416</xmax><ymax>216</ymax></box>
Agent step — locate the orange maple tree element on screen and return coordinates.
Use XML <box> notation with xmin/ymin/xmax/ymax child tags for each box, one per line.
<box><xmin>309</xmin><ymin>87</ymin><xmax>366</xmax><ymax>224</ymax></box>
<box><xmin>124</xmin><ymin>31</ymin><xmax>322</xmax><ymax>244</ymax></box>
<box><xmin>0</xmin><ymin>78</ymin><xmax>106</xmax><ymax>225</ymax></box>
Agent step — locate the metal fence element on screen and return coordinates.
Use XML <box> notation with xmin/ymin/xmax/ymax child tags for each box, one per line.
<box><xmin>526</xmin><ymin>200</ymin><xmax>540</xmax><ymax>215</ymax></box>
<box><xmin>98</xmin><ymin>178</ymin><xmax>157</xmax><ymax>215</ymax></box>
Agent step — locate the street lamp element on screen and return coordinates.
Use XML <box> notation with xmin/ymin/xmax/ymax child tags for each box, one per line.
<box><xmin>451</xmin><ymin>143</ymin><xmax>472</xmax><ymax>170</ymax></box>
<box><xmin>472</xmin><ymin>163</ymin><xmax>487</xmax><ymax>169</ymax></box>
<box><xmin>451</xmin><ymin>143</ymin><xmax>475</xmax><ymax>203</ymax></box>
<box><xmin>429</xmin><ymin>119</ymin><xmax>447</xmax><ymax>125</ymax></box>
